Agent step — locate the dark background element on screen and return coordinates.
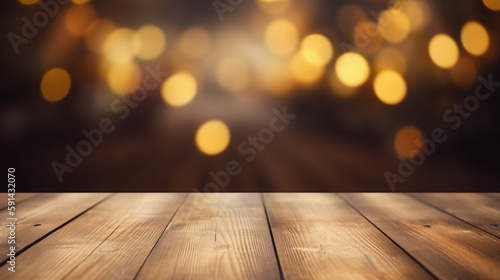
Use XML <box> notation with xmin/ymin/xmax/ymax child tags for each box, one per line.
<box><xmin>1</xmin><ymin>0</ymin><xmax>499</xmax><ymax>192</ymax></box>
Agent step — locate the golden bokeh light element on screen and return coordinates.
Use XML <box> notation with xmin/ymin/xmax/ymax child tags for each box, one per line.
<box><xmin>450</xmin><ymin>56</ymin><xmax>477</xmax><ymax>89</ymax></box>
<box><xmin>41</xmin><ymin>68</ymin><xmax>71</xmax><ymax>102</ymax></box>
<box><xmin>161</xmin><ymin>72</ymin><xmax>197</xmax><ymax>107</ymax></box>
<box><xmin>373</xmin><ymin>70</ymin><xmax>407</xmax><ymax>105</ymax></box>
<box><xmin>265</xmin><ymin>19</ymin><xmax>299</xmax><ymax>57</ymax></box>
<box><xmin>328</xmin><ymin>67</ymin><xmax>357</xmax><ymax>98</ymax></box>
<box><xmin>378</xmin><ymin>9</ymin><xmax>411</xmax><ymax>44</ymax></box>
<box><xmin>374</xmin><ymin>47</ymin><xmax>407</xmax><ymax>74</ymax></box>
<box><xmin>394</xmin><ymin>126</ymin><xmax>423</xmax><ymax>158</ymax></box>
<box><xmin>84</xmin><ymin>19</ymin><xmax>116</xmax><ymax>54</ymax></box>
<box><xmin>107</xmin><ymin>62</ymin><xmax>141</xmax><ymax>95</ymax></box>
<box><xmin>290</xmin><ymin>52</ymin><xmax>324</xmax><ymax>85</ymax></box>
<box><xmin>195</xmin><ymin>120</ymin><xmax>231</xmax><ymax>156</ymax></box>
<box><xmin>258</xmin><ymin>0</ymin><xmax>291</xmax><ymax>15</ymax></box>
<box><xmin>428</xmin><ymin>34</ymin><xmax>459</xmax><ymax>69</ymax></box>
<box><xmin>103</xmin><ymin>28</ymin><xmax>136</xmax><ymax>64</ymax></box>
<box><xmin>394</xmin><ymin>125</ymin><xmax>424</xmax><ymax>158</ymax></box>
<box><xmin>72</xmin><ymin>0</ymin><xmax>91</xmax><ymax>3</ymax></box>
<box><xmin>300</xmin><ymin>34</ymin><xmax>333</xmax><ymax>66</ymax></box>
<box><xmin>132</xmin><ymin>25</ymin><xmax>166</xmax><ymax>61</ymax></box>
<box><xmin>216</xmin><ymin>57</ymin><xmax>250</xmax><ymax>93</ymax></box>
<box><xmin>334</xmin><ymin>52</ymin><xmax>370</xmax><ymax>87</ymax></box>
<box><xmin>461</xmin><ymin>21</ymin><xmax>489</xmax><ymax>56</ymax></box>
<box><xmin>178</xmin><ymin>27</ymin><xmax>212</xmax><ymax>59</ymax></box>
<box><xmin>65</xmin><ymin>4</ymin><xmax>97</xmax><ymax>37</ymax></box>
<box><xmin>483</xmin><ymin>0</ymin><xmax>500</xmax><ymax>11</ymax></box>
<box><xmin>19</xmin><ymin>0</ymin><xmax>38</xmax><ymax>5</ymax></box>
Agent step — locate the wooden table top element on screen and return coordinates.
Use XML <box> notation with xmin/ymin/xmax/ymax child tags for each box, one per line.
<box><xmin>1</xmin><ymin>193</ymin><xmax>499</xmax><ymax>279</ymax></box>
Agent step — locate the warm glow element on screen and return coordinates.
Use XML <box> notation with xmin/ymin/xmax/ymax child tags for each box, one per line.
<box><xmin>19</xmin><ymin>0</ymin><xmax>38</xmax><ymax>5</ymax></box>
<box><xmin>290</xmin><ymin>53</ymin><xmax>324</xmax><ymax>85</ymax></box>
<box><xmin>103</xmin><ymin>28</ymin><xmax>136</xmax><ymax>64</ymax></box>
<box><xmin>373</xmin><ymin>70</ymin><xmax>407</xmax><ymax>105</ymax></box>
<box><xmin>161</xmin><ymin>72</ymin><xmax>197</xmax><ymax>107</ymax></box>
<box><xmin>65</xmin><ymin>4</ymin><xmax>97</xmax><ymax>37</ymax></box>
<box><xmin>337</xmin><ymin>4</ymin><xmax>367</xmax><ymax>37</ymax></box>
<box><xmin>265</xmin><ymin>20</ymin><xmax>299</xmax><ymax>56</ymax></box>
<box><xmin>300</xmin><ymin>34</ymin><xmax>333</xmax><ymax>66</ymax></box>
<box><xmin>195</xmin><ymin>120</ymin><xmax>231</xmax><ymax>156</ymax></box>
<box><xmin>258</xmin><ymin>59</ymin><xmax>294</xmax><ymax>96</ymax></box>
<box><xmin>394</xmin><ymin>126</ymin><xmax>423</xmax><ymax>158</ymax></box>
<box><xmin>335</xmin><ymin>52</ymin><xmax>370</xmax><ymax>87</ymax></box>
<box><xmin>258</xmin><ymin>0</ymin><xmax>291</xmax><ymax>15</ymax></box>
<box><xmin>216</xmin><ymin>57</ymin><xmax>250</xmax><ymax>93</ymax></box>
<box><xmin>461</xmin><ymin>21</ymin><xmax>489</xmax><ymax>56</ymax></box>
<box><xmin>401</xmin><ymin>1</ymin><xmax>426</xmax><ymax>31</ymax></box>
<box><xmin>451</xmin><ymin>56</ymin><xmax>477</xmax><ymax>89</ymax></box>
<box><xmin>378</xmin><ymin>9</ymin><xmax>411</xmax><ymax>43</ymax></box>
<box><xmin>328</xmin><ymin>68</ymin><xmax>357</xmax><ymax>98</ymax></box>
<box><xmin>72</xmin><ymin>0</ymin><xmax>91</xmax><ymax>3</ymax></box>
<box><xmin>107</xmin><ymin>62</ymin><xmax>141</xmax><ymax>95</ymax></box>
<box><xmin>84</xmin><ymin>19</ymin><xmax>116</xmax><ymax>54</ymax></box>
<box><xmin>353</xmin><ymin>21</ymin><xmax>383</xmax><ymax>54</ymax></box>
<box><xmin>428</xmin><ymin>34</ymin><xmax>459</xmax><ymax>69</ymax></box>
<box><xmin>132</xmin><ymin>25</ymin><xmax>166</xmax><ymax>61</ymax></box>
<box><xmin>374</xmin><ymin>47</ymin><xmax>407</xmax><ymax>74</ymax></box>
<box><xmin>41</xmin><ymin>68</ymin><xmax>71</xmax><ymax>102</ymax></box>
<box><xmin>483</xmin><ymin>0</ymin><xmax>500</xmax><ymax>11</ymax></box>
<box><xmin>178</xmin><ymin>27</ymin><xmax>212</xmax><ymax>59</ymax></box>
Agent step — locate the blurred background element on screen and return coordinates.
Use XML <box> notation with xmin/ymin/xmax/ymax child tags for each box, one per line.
<box><xmin>1</xmin><ymin>0</ymin><xmax>499</xmax><ymax>192</ymax></box>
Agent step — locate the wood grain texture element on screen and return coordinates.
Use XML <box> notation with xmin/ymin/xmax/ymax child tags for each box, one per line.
<box><xmin>340</xmin><ymin>193</ymin><xmax>500</xmax><ymax>280</ymax></box>
<box><xmin>136</xmin><ymin>193</ymin><xmax>281</xmax><ymax>280</ymax></box>
<box><xmin>64</xmin><ymin>193</ymin><xmax>185</xmax><ymax>280</ymax></box>
<box><xmin>0</xmin><ymin>193</ymin><xmax>184</xmax><ymax>280</ymax></box>
<box><xmin>1</xmin><ymin>192</ymin><xmax>499</xmax><ymax>279</ymax></box>
<box><xmin>0</xmin><ymin>193</ymin><xmax>110</xmax><ymax>261</ymax></box>
<box><xmin>264</xmin><ymin>193</ymin><xmax>432</xmax><ymax>280</ymax></box>
<box><xmin>0</xmin><ymin>193</ymin><xmax>39</xmax><ymax>210</ymax></box>
<box><xmin>410</xmin><ymin>193</ymin><xmax>500</xmax><ymax>238</ymax></box>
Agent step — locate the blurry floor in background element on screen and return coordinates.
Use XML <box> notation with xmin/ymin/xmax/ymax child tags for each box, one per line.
<box><xmin>16</xmin><ymin>120</ymin><xmax>497</xmax><ymax>192</ymax></box>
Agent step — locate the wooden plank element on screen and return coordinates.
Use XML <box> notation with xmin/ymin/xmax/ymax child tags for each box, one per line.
<box><xmin>340</xmin><ymin>193</ymin><xmax>500</xmax><ymax>280</ymax></box>
<box><xmin>0</xmin><ymin>193</ymin><xmax>110</xmax><ymax>261</ymax></box>
<box><xmin>410</xmin><ymin>193</ymin><xmax>500</xmax><ymax>238</ymax></box>
<box><xmin>0</xmin><ymin>193</ymin><xmax>185</xmax><ymax>280</ymax></box>
<box><xmin>264</xmin><ymin>193</ymin><xmax>432</xmax><ymax>280</ymax></box>
<box><xmin>0</xmin><ymin>193</ymin><xmax>39</xmax><ymax>210</ymax></box>
<box><xmin>482</xmin><ymin>193</ymin><xmax>500</xmax><ymax>201</ymax></box>
<box><xmin>136</xmin><ymin>193</ymin><xmax>281</xmax><ymax>280</ymax></box>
